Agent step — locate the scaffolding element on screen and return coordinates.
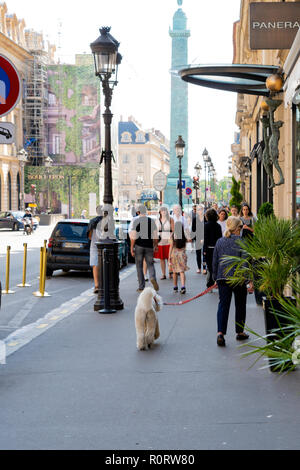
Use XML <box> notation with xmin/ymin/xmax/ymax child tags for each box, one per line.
<box><xmin>23</xmin><ymin>31</ymin><xmax>49</xmax><ymax>166</ymax></box>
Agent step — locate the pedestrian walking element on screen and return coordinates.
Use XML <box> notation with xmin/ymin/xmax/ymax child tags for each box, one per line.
<box><xmin>229</xmin><ymin>205</ymin><xmax>239</xmax><ymax>217</ymax></box>
<box><xmin>213</xmin><ymin>216</ymin><xmax>254</xmax><ymax>347</ymax></box>
<box><xmin>172</xmin><ymin>204</ymin><xmax>187</xmax><ymax>228</ymax></box>
<box><xmin>130</xmin><ymin>205</ymin><xmax>159</xmax><ymax>292</ymax></box>
<box><xmin>129</xmin><ymin>207</ymin><xmax>149</xmax><ymax>281</ymax></box>
<box><xmin>240</xmin><ymin>203</ymin><xmax>256</xmax><ymax>239</ymax></box>
<box><xmin>217</xmin><ymin>208</ymin><xmax>228</xmax><ymax>236</ymax></box>
<box><xmin>81</xmin><ymin>209</ymin><xmax>87</xmax><ymax>219</ymax></box>
<box><xmin>203</xmin><ymin>208</ymin><xmax>222</xmax><ymax>289</ymax></box>
<box><xmin>168</xmin><ymin>221</ymin><xmax>189</xmax><ymax>295</ymax></box>
<box><xmin>154</xmin><ymin>206</ymin><xmax>174</xmax><ymax>280</ymax></box>
<box><xmin>191</xmin><ymin>205</ymin><xmax>205</xmax><ymax>274</ymax></box>
<box><xmin>87</xmin><ymin>206</ymin><xmax>103</xmax><ymax>294</ymax></box>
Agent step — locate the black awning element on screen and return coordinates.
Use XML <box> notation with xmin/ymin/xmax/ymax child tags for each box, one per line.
<box><xmin>179</xmin><ymin>64</ymin><xmax>280</xmax><ymax>96</ymax></box>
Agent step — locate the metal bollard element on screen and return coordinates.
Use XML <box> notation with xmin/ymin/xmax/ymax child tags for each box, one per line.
<box><xmin>17</xmin><ymin>244</ymin><xmax>31</xmax><ymax>288</ymax></box>
<box><xmin>33</xmin><ymin>247</ymin><xmax>50</xmax><ymax>298</ymax></box>
<box><xmin>100</xmin><ymin>249</ymin><xmax>116</xmax><ymax>314</ymax></box>
<box><xmin>3</xmin><ymin>246</ymin><xmax>15</xmax><ymax>295</ymax></box>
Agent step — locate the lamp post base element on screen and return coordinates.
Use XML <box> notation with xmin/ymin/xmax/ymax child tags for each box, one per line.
<box><xmin>94</xmin><ymin>240</ymin><xmax>124</xmax><ymax>312</ymax></box>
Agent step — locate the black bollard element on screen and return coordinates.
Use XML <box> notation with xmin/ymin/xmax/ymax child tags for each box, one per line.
<box><xmin>100</xmin><ymin>249</ymin><xmax>117</xmax><ymax>314</ymax></box>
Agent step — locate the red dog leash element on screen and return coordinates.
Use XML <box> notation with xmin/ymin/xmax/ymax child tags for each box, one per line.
<box><xmin>163</xmin><ymin>284</ymin><xmax>217</xmax><ymax>307</ymax></box>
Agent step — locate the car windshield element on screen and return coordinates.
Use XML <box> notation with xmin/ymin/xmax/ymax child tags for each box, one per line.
<box><xmin>12</xmin><ymin>212</ymin><xmax>25</xmax><ymax>218</ymax></box>
<box><xmin>53</xmin><ymin>223</ymin><xmax>88</xmax><ymax>240</ymax></box>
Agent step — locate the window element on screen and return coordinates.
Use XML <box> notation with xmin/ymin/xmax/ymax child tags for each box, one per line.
<box><xmin>136</xmin><ymin>131</ymin><xmax>145</xmax><ymax>143</ymax></box>
<box><xmin>123</xmin><ymin>154</ymin><xmax>130</xmax><ymax>164</ymax></box>
<box><xmin>137</xmin><ymin>154</ymin><xmax>144</xmax><ymax>164</ymax></box>
<box><xmin>121</xmin><ymin>132</ymin><xmax>132</xmax><ymax>143</ymax></box>
<box><xmin>295</xmin><ymin>106</ymin><xmax>300</xmax><ymax>220</ymax></box>
<box><xmin>53</xmin><ymin>135</ymin><xmax>61</xmax><ymax>154</ymax></box>
<box><xmin>48</xmin><ymin>93</ymin><xmax>56</xmax><ymax>106</ymax></box>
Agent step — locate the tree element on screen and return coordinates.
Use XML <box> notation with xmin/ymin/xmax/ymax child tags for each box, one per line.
<box><xmin>229</xmin><ymin>176</ymin><xmax>243</xmax><ymax>211</ymax></box>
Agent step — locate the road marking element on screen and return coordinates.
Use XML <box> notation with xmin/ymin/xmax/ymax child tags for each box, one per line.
<box><xmin>3</xmin><ymin>264</ymin><xmax>136</xmax><ymax>359</ymax></box>
<box><xmin>7</xmin><ymin>297</ymin><xmax>39</xmax><ymax>329</ymax></box>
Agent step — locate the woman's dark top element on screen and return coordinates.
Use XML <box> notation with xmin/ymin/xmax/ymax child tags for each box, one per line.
<box><xmin>203</xmin><ymin>221</ymin><xmax>222</xmax><ymax>254</ymax></box>
<box><xmin>212</xmin><ymin>235</ymin><xmax>243</xmax><ymax>281</ymax></box>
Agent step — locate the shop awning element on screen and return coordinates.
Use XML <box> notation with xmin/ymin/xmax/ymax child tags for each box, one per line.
<box><xmin>179</xmin><ymin>64</ymin><xmax>280</xmax><ymax>96</ymax></box>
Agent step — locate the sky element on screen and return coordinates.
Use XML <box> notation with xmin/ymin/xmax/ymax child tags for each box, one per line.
<box><xmin>6</xmin><ymin>0</ymin><xmax>242</xmax><ymax>179</ymax></box>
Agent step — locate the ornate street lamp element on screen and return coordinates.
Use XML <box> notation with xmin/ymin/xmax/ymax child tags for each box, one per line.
<box><xmin>17</xmin><ymin>149</ymin><xmax>28</xmax><ymax>211</ymax></box>
<box><xmin>176</xmin><ymin>136</ymin><xmax>185</xmax><ymax>211</ymax></box>
<box><xmin>90</xmin><ymin>26</ymin><xmax>124</xmax><ymax>313</ymax></box>
<box><xmin>202</xmin><ymin>148</ymin><xmax>210</xmax><ymax>208</ymax></box>
<box><xmin>194</xmin><ymin>162</ymin><xmax>202</xmax><ymax>204</ymax></box>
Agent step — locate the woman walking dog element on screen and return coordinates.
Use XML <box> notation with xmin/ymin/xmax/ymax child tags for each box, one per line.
<box><xmin>213</xmin><ymin>216</ymin><xmax>254</xmax><ymax>347</ymax></box>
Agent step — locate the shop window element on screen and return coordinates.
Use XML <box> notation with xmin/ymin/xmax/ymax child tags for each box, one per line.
<box><xmin>295</xmin><ymin>106</ymin><xmax>300</xmax><ymax>220</ymax></box>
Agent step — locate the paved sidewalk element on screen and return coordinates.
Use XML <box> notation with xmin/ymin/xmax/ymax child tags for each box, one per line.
<box><xmin>0</xmin><ymin>253</ymin><xmax>299</xmax><ymax>450</ymax></box>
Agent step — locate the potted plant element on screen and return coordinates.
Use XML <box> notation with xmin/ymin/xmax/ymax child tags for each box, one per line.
<box><xmin>241</xmin><ymin>280</ymin><xmax>300</xmax><ymax>374</ymax></box>
<box><xmin>229</xmin><ymin>176</ymin><xmax>243</xmax><ymax>213</ymax></box>
<box><xmin>223</xmin><ymin>216</ymin><xmax>300</xmax><ymax>343</ymax></box>
<box><xmin>257</xmin><ymin>202</ymin><xmax>274</xmax><ymax>219</ymax></box>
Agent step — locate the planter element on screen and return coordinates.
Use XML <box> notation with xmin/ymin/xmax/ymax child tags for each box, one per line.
<box><xmin>255</xmin><ymin>289</ymin><xmax>264</xmax><ymax>306</ymax></box>
<box><xmin>263</xmin><ymin>296</ymin><xmax>296</xmax><ymax>373</ymax></box>
<box><xmin>263</xmin><ymin>297</ymin><xmax>296</xmax><ymax>339</ymax></box>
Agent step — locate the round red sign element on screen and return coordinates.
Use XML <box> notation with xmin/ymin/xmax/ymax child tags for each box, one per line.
<box><xmin>0</xmin><ymin>54</ymin><xmax>21</xmax><ymax>118</ymax></box>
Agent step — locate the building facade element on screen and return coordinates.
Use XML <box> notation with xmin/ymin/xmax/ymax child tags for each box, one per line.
<box><xmin>232</xmin><ymin>0</ymin><xmax>300</xmax><ymax>219</ymax></box>
<box><xmin>0</xmin><ymin>3</ymin><xmax>56</xmax><ymax>211</ymax></box>
<box><xmin>118</xmin><ymin>116</ymin><xmax>170</xmax><ymax>208</ymax></box>
<box><xmin>0</xmin><ymin>3</ymin><xmax>31</xmax><ymax>211</ymax></box>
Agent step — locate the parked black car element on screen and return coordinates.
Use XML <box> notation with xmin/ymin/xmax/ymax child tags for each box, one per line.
<box><xmin>47</xmin><ymin>219</ymin><xmax>128</xmax><ymax>277</ymax></box>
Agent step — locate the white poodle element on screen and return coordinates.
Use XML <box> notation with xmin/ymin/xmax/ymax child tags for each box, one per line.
<box><xmin>135</xmin><ymin>287</ymin><xmax>162</xmax><ymax>351</ymax></box>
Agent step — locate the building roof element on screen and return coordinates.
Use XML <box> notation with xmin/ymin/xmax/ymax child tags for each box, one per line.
<box><xmin>119</xmin><ymin>120</ymin><xmax>150</xmax><ymax>145</ymax></box>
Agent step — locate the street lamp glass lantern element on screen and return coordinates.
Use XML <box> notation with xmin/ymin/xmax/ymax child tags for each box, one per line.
<box><xmin>44</xmin><ymin>156</ymin><xmax>53</xmax><ymax>168</ymax></box>
<box><xmin>175</xmin><ymin>136</ymin><xmax>185</xmax><ymax>159</ymax></box>
<box><xmin>90</xmin><ymin>27</ymin><xmax>122</xmax><ymax>79</ymax></box>
<box><xmin>202</xmin><ymin>148</ymin><xmax>210</xmax><ymax>162</ymax></box>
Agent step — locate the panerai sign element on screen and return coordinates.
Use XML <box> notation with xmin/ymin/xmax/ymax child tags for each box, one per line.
<box><xmin>250</xmin><ymin>2</ymin><xmax>300</xmax><ymax>50</ymax></box>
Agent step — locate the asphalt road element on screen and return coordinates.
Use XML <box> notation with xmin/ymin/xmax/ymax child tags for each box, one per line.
<box><xmin>0</xmin><ymin>232</ymin><xmax>299</xmax><ymax>451</ymax></box>
<box><xmin>0</xmin><ymin>226</ymin><xmax>132</xmax><ymax>341</ymax></box>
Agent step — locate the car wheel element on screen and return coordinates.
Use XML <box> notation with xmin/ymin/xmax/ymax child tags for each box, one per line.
<box><xmin>46</xmin><ymin>268</ymin><xmax>53</xmax><ymax>277</ymax></box>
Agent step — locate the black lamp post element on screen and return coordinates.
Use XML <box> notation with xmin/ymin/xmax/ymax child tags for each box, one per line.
<box><xmin>176</xmin><ymin>136</ymin><xmax>185</xmax><ymax>211</ymax></box>
<box><xmin>90</xmin><ymin>26</ymin><xmax>124</xmax><ymax>312</ymax></box>
<box><xmin>194</xmin><ymin>162</ymin><xmax>202</xmax><ymax>204</ymax></box>
<box><xmin>202</xmin><ymin>148</ymin><xmax>210</xmax><ymax>209</ymax></box>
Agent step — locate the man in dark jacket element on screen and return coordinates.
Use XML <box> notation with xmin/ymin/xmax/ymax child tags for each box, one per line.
<box><xmin>203</xmin><ymin>209</ymin><xmax>222</xmax><ymax>288</ymax></box>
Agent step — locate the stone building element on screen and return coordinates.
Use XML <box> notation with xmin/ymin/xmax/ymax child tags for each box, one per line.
<box><xmin>232</xmin><ymin>0</ymin><xmax>300</xmax><ymax>219</ymax></box>
<box><xmin>118</xmin><ymin>116</ymin><xmax>170</xmax><ymax>208</ymax></box>
<box><xmin>0</xmin><ymin>2</ymin><xmax>55</xmax><ymax>211</ymax></box>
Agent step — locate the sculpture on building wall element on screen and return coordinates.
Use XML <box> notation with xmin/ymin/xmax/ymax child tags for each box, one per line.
<box><xmin>260</xmin><ymin>114</ymin><xmax>276</xmax><ymax>189</ymax></box>
<box><xmin>265</xmin><ymin>98</ymin><xmax>285</xmax><ymax>188</ymax></box>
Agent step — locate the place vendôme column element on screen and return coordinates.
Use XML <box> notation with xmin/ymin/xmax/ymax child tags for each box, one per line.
<box><xmin>164</xmin><ymin>0</ymin><xmax>192</xmax><ymax>208</ymax></box>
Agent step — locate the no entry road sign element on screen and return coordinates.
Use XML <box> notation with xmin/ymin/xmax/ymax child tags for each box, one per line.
<box><xmin>0</xmin><ymin>54</ymin><xmax>21</xmax><ymax>118</ymax></box>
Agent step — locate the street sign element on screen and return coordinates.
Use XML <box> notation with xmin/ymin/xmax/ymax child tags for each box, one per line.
<box><xmin>0</xmin><ymin>54</ymin><xmax>21</xmax><ymax>118</ymax></box>
<box><xmin>177</xmin><ymin>180</ymin><xmax>186</xmax><ymax>190</ymax></box>
<box><xmin>186</xmin><ymin>187</ymin><xmax>192</xmax><ymax>196</ymax></box>
<box><xmin>29</xmin><ymin>204</ymin><xmax>37</xmax><ymax>208</ymax></box>
<box><xmin>153</xmin><ymin>171</ymin><xmax>167</xmax><ymax>192</ymax></box>
<box><xmin>0</xmin><ymin>122</ymin><xmax>15</xmax><ymax>144</ymax></box>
